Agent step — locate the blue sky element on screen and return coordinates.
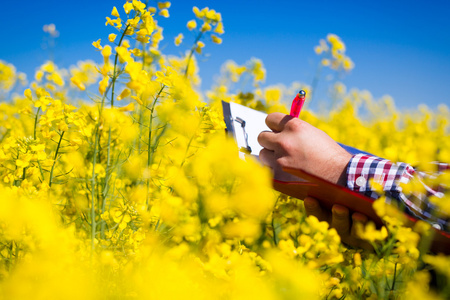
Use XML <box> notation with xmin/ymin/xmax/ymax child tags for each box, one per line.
<box><xmin>1</xmin><ymin>0</ymin><xmax>450</xmax><ymax>110</ymax></box>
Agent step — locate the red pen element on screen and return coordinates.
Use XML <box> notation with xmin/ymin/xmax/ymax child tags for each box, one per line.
<box><xmin>289</xmin><ymin>90</ymin><xmax>306</xmax><ymax>118</ymax></box>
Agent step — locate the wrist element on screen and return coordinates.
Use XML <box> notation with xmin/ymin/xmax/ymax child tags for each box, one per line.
<box><xmin>330</xmin><ymin>151</ymin><xmax>352</xmax><ymax>186</ymax></box>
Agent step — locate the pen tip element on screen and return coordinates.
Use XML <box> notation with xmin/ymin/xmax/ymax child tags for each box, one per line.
<box><xmin>298</xmin><ymin>90</ymin><xmax>306</xmax><ymax>97</ymax></box>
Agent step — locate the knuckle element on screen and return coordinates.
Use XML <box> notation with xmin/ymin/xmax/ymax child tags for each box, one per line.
<box><xmin>284</xmin><ymin>119</ymin><xmax>303</xmax><ymax>132</ymax></box>
<box><xmin>258</xmin><ymin>148</ymin><xmax>272</xmax><ymax>166</ymax></box>
<box><xmin>257</xmin><ymin>131</ymin><xmax>266</xmax><ymax>144</ymax></box>
<box><xmin>276</xmin><ymin>156</ymin><xmax>288</xmax><ymax>169</ymax></box>
<box><xmin>278</xmin><ymin>138</ymin><xmax>294</xmax><ymax>154</ymax></box>
<box><xmin>258</xmin><ymin>147</ymin><xmax>267</xmax><ymax>157</ymax></box>
<box><xmin>258</xmin><ymin>148</ymin><xmax>266</xmax><ymax>160</ymax></box>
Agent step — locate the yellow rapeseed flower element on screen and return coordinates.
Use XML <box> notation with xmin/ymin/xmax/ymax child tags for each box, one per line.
<box><xmin>116</xmin><ymin>46</ymin><xmax>133</xmax><ymax>64</ymax></box>
<box><xmin>92</xmin><ymin>39</ymin><xmax>103</xmax><ymax>50</ymax></box>
<box><xmin>117</xmin><ymin>88</ymin><xmax>131</xmax><ymax>101</ymax></box>
<box><xmin>195</xmin><ymin>41</ymin><xmax>205</xmax><ymax>54</ymax></box>
<box><xmin>101</xmin><ymin>45</ymin><xmax>112</xmax><ymax>64</ymax></box>
<box><xmin>321</xmin><ymin>58</ymin><xmax>330</xmax><ymax>66</ymax></box>
<box><xmin>130</xmin><ymin>95</ymin><xmax>143</xmax><ymax>105</ymax></box>
<box><xmin>122</xmin><ymin>39</ymin><xmax>131</xmax><ymax>49</ymax></box>
<box><xmin>99</xmin><ymin>76</ymin><xmax>109</xmax><ymax>95</ymax></box>
<box><xmin>174</xmin><ymin>33</ymin><xmax>183</xmax><ymax>46</ymax></box>
<box><xmin>15</xmin><ymin>158</ymin><xmax>30</xmax><ymax>168</ymax></box>
<box><xmin>159</xmin><ymin>8</ymin><xmax>169</xmax><ymax>18</ymax></box>
<box><xmin>34</xmin><ymin>96</ymin><xmax>51</xmax><ymax>111</ymax></box>
<box><xmin>356</xmin><ymin>222</ymin><xmax>388</xmax><ymax>243</ymax></box>
<box><xmin>111</xmin><ymin>6</ymin><xmax>120</xmax><ymax>18</ymax></box>
<box><xmin>108</xmin><ymin>33</ymin><xmax>117</xmax><ymax>43</ymax></box>
<box><xmin>192</xmin><ymin>6</ymin><xmax>202</xmax><ymax>18</ymax></box>
<box><xmin>200</xmin><ymin>22</ymin><xmax>212</xmax><ymax>32</ymax></box>
<box><xmin>157</xmin><ymin>2</ymin><xmax>171</xmax><ymax>9</ymax></box>
<box><xmin>105</xmin><ymin>17</ymin><xmax>122</xmax><ymax>29</ymax></box>
<box><xmin>123</xmin><ymin>1</ymin><xmax>134</xmax><ymax>14</ymax></box>
<box><xmin>343</xmin><ymin>57</ymin><xmax>354</xmax><ymax>71</ymax></box>
<box><xmin>155</xmin><ymin>66</ymin><xmax>175</xmax><ymax>87</ymax></box>
<box><xmin>24</xmin><ymin>88</ymin><xmax>33</xmax><ymax>100</ymax></box>
<box><xmin>186</xmin><ymin>20</ymin><xmax>197</xmax><ymax>31</ymax></box>
<box><xmin>214</xmin><ymin>22</ymin><xmax>224</xmax><ymax>34</ymax></box>
<box><xmin>131</xmin><ymin>48</ymin><xmax>142</xmax><ymax>56</ymax></box>
<box><xmin>118</xmin><ymin>102</ymin><xmax>135</xmax><ymax>112</ymax></box>
<box><xmin>0</xmin><ymin>60</ymin><xmax>17</xmax><ymax>91</ymax></box>
<box><xmin>314</xmin><ymin>45</ymin><xmax>323</xmax><ymax>55</ymax></box>
<box><xmin>70</xmin><ymin>77</ymin><xmax>86</xmax><ymax>91</ymax></box>
<box><xmin>211</xmin><ymin>34</ymin><xmax>222</xmax><ymax>44</ymax></box>
<box><xmin>132</xmin><ymin>0</ymin><xmax>146</xmax><ymax>13</ymax></box>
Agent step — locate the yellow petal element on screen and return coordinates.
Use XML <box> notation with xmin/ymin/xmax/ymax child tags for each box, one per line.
<box><xmin>111</xmin><ymin>6</ymin><xmax>120</xmax><ymax>17</ymax></box>
<box><xmin>119</xmin><ymin>102</ymin><xmax>135</xmax><ymax>112</ymax></box>
<box><xmin>186</xmin><ymin>20</ymin><xmax>197</xmax><ymax>31</ymax></box>
<box><xmin>130</xmin><ymin>95</ymin><xmax>143</xmax><ymax>105</ymax></box>
<box><xmin>117</xmin><ymin>88</ymin><xmax>131</xmax><ymax>101</ymax></box>
<box><xmin>159</xmin><ymin>9</ymin><xmax>169</xmax><ymax>18</ymax></box>
<box><xmin>24</xmin><ymin>89</ymin><xmax>33</xmax><ymax>100</ymax></box>
<box><xmin>157</xmin><ymin>1</ymin><xmax>171</xmax><ymax>9</ymax></box>
<box><xmin>101</xmin><ymin>45</ymin><xmax>112</xmax><ymax>58</ymax></box>
<box><xmin>92</xmin><ymin>39</ymin><xmax>102</xmax><ymax>50</ymax></box>
<box><xmin>108</xmin><ymin>33</ymin><xmax>117</xmax><ymax>43</ymax></box>
<box><xmin>123</xmin><ymin>2</ymin><xmax>134</xmax><ymax>14</ymax></box>
<box><xmin>70</xmin><ymin>77</ymin><xmax>86</xmax><ymax>91</ymax></box>
<box><xmin>211</xmin><ymin>34</ymin><xmax>222</xmax><ymax>44</ymax></box>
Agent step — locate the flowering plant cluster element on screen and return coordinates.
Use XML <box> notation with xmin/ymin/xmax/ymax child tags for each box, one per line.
<box><xmin>0</xmin><ymin>1</ymin><xmax>449</xmax><ymax>299</ymax></box>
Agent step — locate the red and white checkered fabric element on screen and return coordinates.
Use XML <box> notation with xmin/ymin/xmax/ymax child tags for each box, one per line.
<box><xmin>346</xmin><ymin>154</ymin><xmax>449</xmax><ymax>232</ymax></box>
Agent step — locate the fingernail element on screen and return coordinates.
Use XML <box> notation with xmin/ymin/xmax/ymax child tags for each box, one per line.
<box><xmin>304</xmin><ymin>198</ymin><xmax>318</xmax><ymax>209</ymax></box>
<box><xmin>332</xmin><ymin>205</ymin><xmax>348</xmax><ymax>217</ymax></box>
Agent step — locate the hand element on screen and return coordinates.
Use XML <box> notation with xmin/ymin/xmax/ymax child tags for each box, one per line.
<box><xmin>304</xmin><ymin>197</ymin><xmax>372</xmax><ymax>249</ymax></box>
<box><xmin>257</xmin><ymin>113</ymin><xmax>352</xmax><ymax>185</ymax></box>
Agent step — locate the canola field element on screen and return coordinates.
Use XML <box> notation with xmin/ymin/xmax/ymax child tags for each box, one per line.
<box><xmin>0</xmin><ymin>2</ymin><xmax>449</xmax><ymax>299</ymax></box>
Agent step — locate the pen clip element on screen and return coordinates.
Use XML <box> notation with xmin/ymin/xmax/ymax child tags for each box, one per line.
<box><xmin>234</xmin><ymin>117</ymin><xmax>252</xmax><ymax>154</ymax></box>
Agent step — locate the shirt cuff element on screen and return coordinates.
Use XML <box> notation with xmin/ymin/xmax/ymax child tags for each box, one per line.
<box><xmin>346</xmin><ymin>153</ymin><xmax>415</xmax><ymax>199</ymax></box>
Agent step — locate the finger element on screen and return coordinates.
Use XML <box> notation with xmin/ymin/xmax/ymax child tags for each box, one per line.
<box><xmin>350</xmin><ymin>212</ymin><xmax>368</xmax><ymax>238</ymax></box>
<box><xmin>331</xmin><ymin>205</ymin><xmax>350</xmax><ymax>235</ymax></box>
<box><xmin>258</xmin><ymin>148</ymin><xmax>275</xmax><ymax>167</ymax></box>
<box><xmin>350</xmin><ymin>213</ymin><xmax>373</xmax><ymax>251</ymax></box>
<box><xmin>257</xmin><ymin>130</ymin><xmax>278</xmax><ymax>150</ymax></box>
<box><xmin>304</xmin><ymin>197</ymin><xmax>328</xmax><ymax>222</ymax></box>
<box><xmin>265</xmin><ymin>112</ymin><xmax>293</xmax><ymax>132</ymax></box>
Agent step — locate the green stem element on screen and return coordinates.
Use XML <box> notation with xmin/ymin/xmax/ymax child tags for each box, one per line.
<box><xmin>180</xmin><ymin>111</ymin><xmax>205</xmax><ymax>168</ymax></box>
<box><xmin>14</xmin><ymin>241</ymin><xmax>19</xmax><ymax>266</ymax></box>
<box><xmin>91</xmin><ymin>126</ymin><xmax>100</xmax><ymax>251</ymax></box>
<box><xmin>48</xmin><ymin>131</ymin><xmax>65</xmax><ymax>187</ymax></box>
<box><xmin>137</xmin><ymin>105</ymin><xmax>144</xmax><ymax>154</ymax></box>
<box><xmin>33</xmin><ymin>107</ymin><xmax>41</xmax><ymax>140</ymax></box>
<box><xmin>110</xmin><ymin>24</ymin><xmax>129</xmax><ymax>109</ymax></box>
<box><xmin>99</xmin><ymin>24</ymin><xmax>130</xmax><ymax>239</ymax></box>
<box><xmin>391</xmin><ymin>262</ymin><xmax>398</xmax><ymax>291</ymax></box>
<box><xmin>23</xmin><ymin>165</ymin><xmax>28</xmax><ymax>180</ymax></box>
<box><xmin>147</xmin><ymin>85</ymin><xmax>165</xmax><ymax>166</ymax></box>
<box><xmin>184</xmin><ymin>31</ymin><xmax>204</xmax><ymax>77</ymax></box>
<box><xmin>105</xmin><ymin>24</ymin><xmax>129</xmax><ymax>171</ymax></box>
<box><xmin>142</xmin><ymin>42</ymin><xmax>147</xmax><ymax>71</ymax></box>
<box><xmin>89</xmin><ymin>65</ymin><xmax>116</xmax><ymax>251</ymax></box>
<box><xmin>146</xmin><ymin>85</ymin><xmax>165</xmax><ymax>207</ymax></box>
<box><xmin>37</xmin><ymin>160</ymin><xmax>45</xmax><ymax>182</ymax></box>
<box><xmin>271</xmin><ymin>214</ymin><xmax>278</xmax><ymax>246</ymax></box>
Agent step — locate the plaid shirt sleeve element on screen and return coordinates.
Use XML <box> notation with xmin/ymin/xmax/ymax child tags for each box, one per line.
<box><xmin>346</xmin><ymin>153</ymin><xmax>449</xmax><ymax>232</ymax></box>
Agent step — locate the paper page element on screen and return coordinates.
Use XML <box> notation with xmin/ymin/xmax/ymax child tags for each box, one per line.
<box><xmin>228</xmin><ymin>102</ymin><xmax>270</xmax><ymax>157</ymax></box>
